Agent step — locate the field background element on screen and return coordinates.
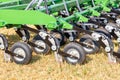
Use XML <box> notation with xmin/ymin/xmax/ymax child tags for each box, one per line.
<box><xmin>0</xmin><ymin>28</ymin><xmax>120</xmax><ymax>80</ymax></box>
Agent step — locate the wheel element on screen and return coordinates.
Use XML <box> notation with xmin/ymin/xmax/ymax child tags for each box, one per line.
<box><xmin>63</xmin><ymin>42</ymin><xmax>86</xmax><ymax>65</ymax></box>
<box><xmin>32</xmin><ymin>35</ymin><xmax>50</xmax><ymax>55</ymax></box>
<box><xmin>95</xmin><ymin>28</ymin><xmax>111</xmax><ymax>39</ymax></box>
<box><xmin>10</xmin><ymin>42</ymin><xmax>32</xmax><ymax>64</ymax></box>
<box><xmin>51</xmin><ymin>30</ymin><xmax>66</xmax><ymax>46</ymax></box>
<box><xmin>0</xmin><ymin>34</ymin><xmax>8</xmax><ymax>49</ymax></box>
<box><xmin>79</xmin><ymin>34</ymin><xmax>99</xmax><ymax>54</ymax></box>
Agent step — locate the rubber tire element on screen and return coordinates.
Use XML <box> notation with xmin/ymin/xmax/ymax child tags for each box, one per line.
<box><xmin>63</xmin><ymin>42</ymin><xmax>86</xmax><ymax>65</ymax></box>
<box><xmin>11</xmin><ymin>42</ymin><xmax>32</xmax><ymax>64</ymax></box>
<box><xmin>95</xmin><ymin>28</ymin><xmax>111</xmax><ymax>39</ymax></box>
<box><xmin>79</xmin><ymin>34</ymin><xmax>99</xmax><ymax>54</ymax></box>
<box><xmin>0</xmin><ymin>34</ymin><xmax>8</xmax><ymax>49</ymax></box>
<box><xmin>51</xmin><ymin>30</ymin><xmax>66</xmax><ymax>46</ymax></box>
<box><xmin>32</xmin><ymin>35</ymin><xmax>50</xmax><ymax>55</ymax></box>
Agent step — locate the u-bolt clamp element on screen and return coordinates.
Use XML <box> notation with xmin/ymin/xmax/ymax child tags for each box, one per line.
<box><xmin>105</xmin><ymin>23</ymin><xmax>120</xmax><ymax>42</ymax></box>
<box><xmin>38</xmin><ymin>31</ymin><xmax>60</xmax><ymax>51</ymax></box>
<box><xmin>91</xmin><ymin>32</ymin><xmax>116</xmax><ymax>63</ymax></box>
<box><xmin>38</xmin><ymin>31</ymin><xmax>64</xmax><ymax>63</ymax></box>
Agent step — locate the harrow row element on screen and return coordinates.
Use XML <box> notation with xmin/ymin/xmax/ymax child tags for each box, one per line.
<box><xmin>0</xmin><ymin>0</ymin><xmax>120</xmax><ymax>65</ymax></box>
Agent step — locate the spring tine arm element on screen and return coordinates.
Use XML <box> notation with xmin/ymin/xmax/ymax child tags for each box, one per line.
<box><xmin>25</xmin><ymin>0</ymin><xmax>37</xmax><ymax>10</ymax></box>
<box><xmin>75</xmin><ymin>0</ymin><xmax>82</xmax><ymax>11</ymax></box>
<box><xmin>36</xmin><ymin>0</ymin><xmax>44</xmax><ymax>7</ymax></box>
<box><xmin>44</xmin><ymin>0</ymin><xmax>49</xmax><ymax>14</ymax></box>
<box><xmin>92</xmin><ymin>0</ymin><xmax>95</xmax><ymax>7</ymax></box>
<box><xmin>51</xmin><ymin>0</ymin><xmax>55</xmax><ymax>5</ymax></box>
<box><xmin>62</xmin><ymin>0</ymin><xmax>69</xmax><ymax>16</ymax></box>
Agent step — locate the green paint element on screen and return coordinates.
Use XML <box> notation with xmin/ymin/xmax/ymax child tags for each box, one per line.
<box><xmin>0</xmin><ymin>0</ymin><xmax>119</xmax><ymax>30</ymax></box>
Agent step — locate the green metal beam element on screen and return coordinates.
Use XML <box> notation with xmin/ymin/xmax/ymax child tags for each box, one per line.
<box><xmin>0</xmin><ymin>10</ymin><xmax>57</xmax><ymax>28</ymax></box>
<box><xmin>64</xmin><ymin>6</ymin><xmax>101</xmax><ymax>22</ymax></box>
<box><xmin>40</xmin><ymin>0</ymin><xmax>91</xmax><ymax>13</ymax></box>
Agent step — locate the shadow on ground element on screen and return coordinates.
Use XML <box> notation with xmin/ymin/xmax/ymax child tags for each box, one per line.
<box><xmin>30</xmin><ymin>54</ymin><xmax>41</xmax><ymax>64</ymax></box>
<box><xmin>83</xmin><ymin>56</ymin><xmax>93</xmax><ymax>64</ymax></box>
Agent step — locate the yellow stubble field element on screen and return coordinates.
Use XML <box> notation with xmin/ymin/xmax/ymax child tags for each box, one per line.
<box><xmin>0</xmin><ymin>28</ymin><xmax>120</xmax><ymax>80</ymax></box>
